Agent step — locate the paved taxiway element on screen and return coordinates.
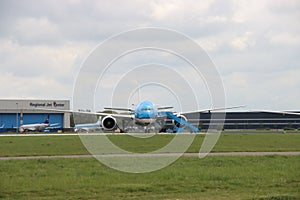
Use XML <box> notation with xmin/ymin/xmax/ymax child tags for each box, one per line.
<box><xmin>1</xmin><ymin>152</ymin><xmax>300</xmax><ymax>160</ymax></box>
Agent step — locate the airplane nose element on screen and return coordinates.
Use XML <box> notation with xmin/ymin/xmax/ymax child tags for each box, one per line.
<box><xmin>144</xmin><ymin>111</ymin><xmax>154</xmax><ymax>118</ymax></box>
<box><xmin>138</xmin><ymin>111</ymin><xmax>150</xmax><ymax>118</ymax></box>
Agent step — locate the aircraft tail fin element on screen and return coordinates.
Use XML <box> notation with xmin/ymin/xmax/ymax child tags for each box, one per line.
<box><xmin>44</xmin><ymin>115</ymin><xmax>50</xmax><ymax>124</ymax></box>
<box><xmin>20</xmin><ymin>109</ymin><xmax>23</xmax><ymax>126</ymax></box>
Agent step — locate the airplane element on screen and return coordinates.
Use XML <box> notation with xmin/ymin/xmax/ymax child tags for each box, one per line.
<box><xmin>101</xmin><ymin>101</ymin><xmax>246</xmax><ymax>133</ymax></box>
<box><xmin>19</xmin><ymin>115</ymin><xmax>59</xmax><ymax>133</ymax></box>
<box><xmin>74</xmin><ymin>117</ymin><xmax>102</xmax><ymax>132</ymax></box>
<box><xmin>38</xmin><ymin>100</ymin><xmax>244</xmax><ymax>133</ymax></box>
<box><xmin>0</xmin><ymin>124</ymin><xmax>5</xmax><ymax>132</ymax></box>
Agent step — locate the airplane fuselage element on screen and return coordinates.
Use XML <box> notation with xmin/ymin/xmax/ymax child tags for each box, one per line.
<box><xmin>134</xmin><ymin>101</ymin><xmax>158</xmax><ymax>126</ymax></box>
<box><xmin>20</xmin><ymin>123</ymin><xmax>50</xmax><ymax>132</ymax></box>
<box><xmin>74</xmin><ymin>120</ymin><xmax>101</xmax><ymax>132</ymax></box>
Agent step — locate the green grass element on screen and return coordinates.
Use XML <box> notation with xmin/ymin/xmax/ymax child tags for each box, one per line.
<box><xmin>0</xmin><ymin>133</ymin><xmax>299</xmax><ymax>199</ymax></box>
<box><xmin>109</xmin><ymin>133</ymin><xmax>300</xmax><ymax>153</ymax></box>
<box><xmin>0</xmin><ymin>156</ymin><xmax>299</xmax><ymax>199</ymax></box>
<box><xmin>211</xmin><ymin>133</ymin><xmax>300</xmax><ymax>152</ymax></box>
<box><xmin>0</xmin><ymin>133</ymin><xmax>300</xmax><ymax>156</ymax></box>
<box><xmin>0</xmin><ymin>135</ymin><xmax>89</xmax><ymax>157</ymax></box>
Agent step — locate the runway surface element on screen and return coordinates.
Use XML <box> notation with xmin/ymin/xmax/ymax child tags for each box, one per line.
<box><xmin>1</xmin><ymin>152</ymin><xmax>299</xmax><ymax>160</ymax></box>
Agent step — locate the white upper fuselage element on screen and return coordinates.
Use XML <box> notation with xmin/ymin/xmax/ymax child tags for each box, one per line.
<box><xmin>20</xmin><ymin>123</ymin><xmax>50</xmax><ymax>131</ymax></box>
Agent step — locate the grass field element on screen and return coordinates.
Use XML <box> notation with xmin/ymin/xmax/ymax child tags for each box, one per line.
<box><xmin>0</xmin><ymin>156</ymin><xmax>299</xmax><ymax>199</ymax></box>
<box><xmin>0</xmin><ymin>133</ymin><xmax>300</xmax><ymax>156</ymax></box>
<box><xmin>0</xmin><ymin>133</ymin><xmax>299</xmax><ymax>199</ymax></box>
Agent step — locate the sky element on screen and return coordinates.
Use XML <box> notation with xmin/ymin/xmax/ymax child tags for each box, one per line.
<box><xmin>0</xmin><ymin>0</ymin><xmax>299</xmax><ymax>111</ymax></box>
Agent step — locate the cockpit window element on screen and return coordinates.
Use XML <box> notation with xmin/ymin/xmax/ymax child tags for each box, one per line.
<box><xmin>141</xmin><ymin>107</ymin><xmax>153</xmax><ymax>111</ymax></box>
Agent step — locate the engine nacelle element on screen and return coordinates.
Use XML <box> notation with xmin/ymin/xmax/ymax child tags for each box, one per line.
<box><xmin>102</xmin><ymin>116</ymin><xmax>117</xmax><ymax>130</ymax></box>
<box><xmin>174</xmin><ymin>114</ymin><xmax>187</xmax><ymax>128</ymax></box>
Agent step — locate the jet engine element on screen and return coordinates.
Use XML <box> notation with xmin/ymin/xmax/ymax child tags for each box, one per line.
<box><xmin>101</xmin><ymin>116</ymin><xmax>117</xmax><ymax>130</ymax></box>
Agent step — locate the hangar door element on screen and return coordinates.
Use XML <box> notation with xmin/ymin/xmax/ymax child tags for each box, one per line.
<box><xmin>0</xmin><ymin>113</ymin><xmax>63</xmax><ymax>129</ymax></box>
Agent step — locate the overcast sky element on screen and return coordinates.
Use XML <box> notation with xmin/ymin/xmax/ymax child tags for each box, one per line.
<box><xmin>0</xmin><ymin>0</ymin><xmax>299</xmax><ymax>111</ymax></box>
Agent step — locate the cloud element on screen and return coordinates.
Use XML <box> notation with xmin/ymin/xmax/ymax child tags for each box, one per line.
<box><xmin>0</xmin><ymin>38</ymin><xmax>80</xmax><ymax>78</ymax></box>
<box><xmin>267</xmin><ymin>32</ymin><xmax>300</xmax><ymax>46</ymax></box>
<box><xmin>149</xmin><ymin>0</ymin><xmax>214</xmax><ymax>21</ymax></box>
<box><xmin>223</xmin><ymin>68</ymin><xmax>300</xmax><ymax>110</ymax></box>
<box><xmin>230</xmin><ymin>31</ymin><xmax>256</xmax><ymax>51</ymax></box>
<box><xmin>13</xmin><ymin>17</ymin><xmax>62</xmax><ymax>45</ymax></box>
<box><xmin>0</xmin><ymin>72</ymin><xmax>72</xmax><ymax>99</ymax></box>
<box><xmin>0</xmin><ymin>0</ymin><xmax>299</xmax><ymax>111</ymax></box>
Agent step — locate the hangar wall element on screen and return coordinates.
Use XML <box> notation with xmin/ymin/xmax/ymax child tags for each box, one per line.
<box><xmin>186</xmin><ymin>111</ymin><xmax>300</xmax><ymax>130</ymax></box>
<box><xmin>0</xmin><ymin>99</ymin><xmax>70</xmax><ymax>129</ymax></box>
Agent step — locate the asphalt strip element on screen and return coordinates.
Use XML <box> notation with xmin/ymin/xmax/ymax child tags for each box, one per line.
<box><xmin>0</xmin><ymin>152</ymin><xmax>300</xmax><ymax>160</ymax></box>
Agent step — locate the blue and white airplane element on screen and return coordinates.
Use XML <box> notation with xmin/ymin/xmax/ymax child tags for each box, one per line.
<box><xmin>101</xmin><ymin>100</ymin><xmax>174</xmax><ymax>133</ymax></box>
<box><xmin>100</xmin><ymin>100</ymin><xmax>244</xmax><ymax>133</ymax></box>
<box><xmin>19</xmin><ymin>115</ymin><xmax>60</xmax><ymax>133</ymax></box>
<box><xmin>74</xmin><ymin>117</ymin><xmax>102</xmax><ymax>132</ymax></box>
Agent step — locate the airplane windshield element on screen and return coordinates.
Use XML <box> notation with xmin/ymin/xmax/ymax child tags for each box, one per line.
<box><xmin>141</xmin><ymin>108</ymin><xmax>153</xmax><ymax>111</ymax></box>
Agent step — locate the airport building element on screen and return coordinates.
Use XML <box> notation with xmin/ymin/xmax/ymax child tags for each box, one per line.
<box><xmin>0</xmin><ymin>99</ymin><xmax>70</xmax><ymax>131</ymax></box>
<box><xmin>187</xmin><ymin>111</ymin><xmax>300</xmax><ymax>130</ymax></box>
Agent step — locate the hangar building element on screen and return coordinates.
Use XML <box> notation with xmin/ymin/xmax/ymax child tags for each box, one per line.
<box><xmin>0</xmin><ymin>99</ymin><xmax>70</xmax><ymax>131</ymax></box>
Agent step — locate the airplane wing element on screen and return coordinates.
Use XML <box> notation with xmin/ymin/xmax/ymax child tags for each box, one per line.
<box><xmin>178</xmin><ymin>105</ymin><xmax>246</xmax><ymax>115</ymax></box>
<box><xmin>157</xmin><ymin>106</ymin><xmax>173</xmax><ymax>110</ymax></box>
<box><xmin>45</xmin><ymin>127</ymin><xmax>61</xmax><ymax>130</ymax></box>
<box><xmin>46</xmin><ymin>123</ymin><xmax>61</xmax><ymax>129</ymax></box>
<box><xmin>109</xmin><ymin>113</ymin><xmax>134</xmax><ymax>119</ymax></box>
<box><xmin>33</xmin><ymin>108</ymin><xmax>115</xmax><ymax>117</ymax></box>
<box><xmin>103</xmin><ymin>107</ymin><xmax>134</xmax><ymax>112</ymax></box>
<box><xmin>259</xmin><ymin>110</ymin><xmax>300</xmax><ymax>116</ymax></box>
<box><xmin>49</xmin><ymin>123</ymin><xmax>60</xmax><ymax>127</ymax></box>
<box><xmin>33</xmin><ymin>107</ymin><xmax>136</xmax><ymax>118</ymax></box>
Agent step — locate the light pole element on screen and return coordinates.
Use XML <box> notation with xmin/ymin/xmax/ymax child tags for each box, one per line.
<box><xmin>16</xmin><ymin>103</ymin><xmax>18</xmax><ymax>133</ymax></box>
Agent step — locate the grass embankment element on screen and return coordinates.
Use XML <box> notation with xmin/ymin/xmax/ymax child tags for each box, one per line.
<box><xmin>0</xmin><ymin>156</ymin><xmax>299</xmax><ymax>199</ymax></box>
<box><xmin>0</xmin><ymin>133</ymin><xmax>300</xmax><ymax>157</ymax></box>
